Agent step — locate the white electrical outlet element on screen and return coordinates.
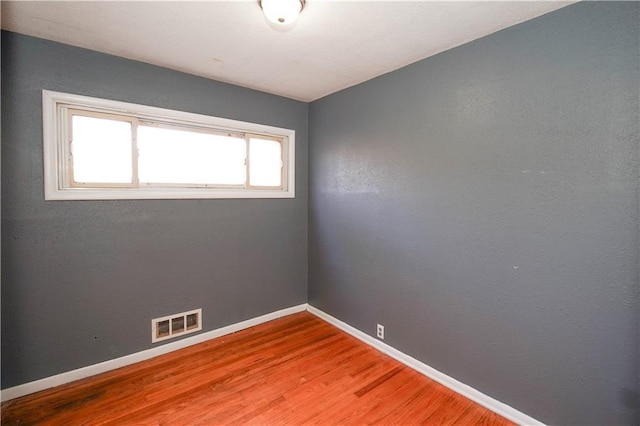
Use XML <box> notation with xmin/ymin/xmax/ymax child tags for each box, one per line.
<box><xmin>376</xmin><ymin>324</ymin><xmax>384</xmax><ymax>340</ymax></box>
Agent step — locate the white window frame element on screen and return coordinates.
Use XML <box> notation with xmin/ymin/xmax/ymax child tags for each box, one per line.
<box><xmin>42</xmin><ymin>90</ymin><xmax>295</xmax><ymax>200</ymax></box>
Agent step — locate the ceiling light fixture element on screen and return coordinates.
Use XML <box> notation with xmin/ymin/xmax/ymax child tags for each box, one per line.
<box><xmin>259</xmin><ymin>0</ymin><xmax>305</xmax><ymax>26</ymax></box>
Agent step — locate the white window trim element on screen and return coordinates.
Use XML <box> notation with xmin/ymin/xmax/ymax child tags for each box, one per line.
<box><xmin>42</xmin><ymin>90</ymin><xmax>295</xmax><ymax>200</ymax></box>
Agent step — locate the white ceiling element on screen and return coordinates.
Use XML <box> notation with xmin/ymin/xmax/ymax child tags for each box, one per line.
<box><xmin>1</xmin><ymin>1</ymin><xmax>574</xmax><ymax>102</ymax></box>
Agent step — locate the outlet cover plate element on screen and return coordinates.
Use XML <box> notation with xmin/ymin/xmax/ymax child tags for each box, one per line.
<box><xmin>376</xmin><ymin>324</ymin><xmax>384</xmax><ymax>340</ymax></box>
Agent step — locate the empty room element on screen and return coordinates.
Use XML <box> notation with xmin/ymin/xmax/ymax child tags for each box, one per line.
<box><xmin>1</xmin><ymin>1</ymin><xmax>638</xmax><ymax>425</ymax></box>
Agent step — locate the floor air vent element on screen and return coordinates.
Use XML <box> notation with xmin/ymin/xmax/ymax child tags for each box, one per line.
<box><xmin>152</xmin><ymin>308</ymin><xmax>202</xmax><ymax>343</ymax></box>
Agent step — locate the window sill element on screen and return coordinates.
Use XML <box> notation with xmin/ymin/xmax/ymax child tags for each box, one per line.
<box><xmin>44</xmin><ymin>186</ymin><xmax>295</xmax><ymax>201</ymax></box>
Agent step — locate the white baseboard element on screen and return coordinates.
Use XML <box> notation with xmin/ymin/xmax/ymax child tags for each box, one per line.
<box><xmin>307</xmin><ymin>305</ymin><xmax>544</xmax><ymax>426</ymax></box>
<box><xmin>0</xmin><ymin>303</ymin><xmax>308</xmax><ymax>402</ymax></box>
<box><xmin>2</xmin><ymin>302</ymin><xmax>543</xmax><ymax>426</ymax></box>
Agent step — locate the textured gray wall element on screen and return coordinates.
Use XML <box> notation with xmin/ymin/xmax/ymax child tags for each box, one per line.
<box><xmin>309</xmin><ymin>2</ymin><xmax>638</xmax><ymax>425</ymax></box>
<box><xmin>1</xmin><ymin>32</ymin><xmax>308</xmax><ymax>389</ymax></box>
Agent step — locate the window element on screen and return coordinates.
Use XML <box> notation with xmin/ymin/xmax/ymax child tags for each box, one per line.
<box><xmin>42</xmin><ymin>90</ymin><xmax>295</xmax><ymax>200</ymax></box>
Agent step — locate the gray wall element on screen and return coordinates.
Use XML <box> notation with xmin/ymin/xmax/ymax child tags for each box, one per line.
<box><xmin>309</xmin><ymin>2</ymin><xmax>638</xmax><ymax>425</ymax></box>
<box><xmin>1</xmin><ymin>31</ymin><xmax>308</xmax><ymax>389</ymax></box>
<box><xmin>2</xmin><ymin>2</ymin><xmax>639</xmax><ymax>425</ymax></box>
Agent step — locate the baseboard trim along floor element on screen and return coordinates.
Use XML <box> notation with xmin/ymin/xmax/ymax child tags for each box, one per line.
<box><xmin>2</xmin><ymin>302</ymin><xmax>543</xmax><ymax>426</ymax></box>
<box><xmin>306</xmin><ymin>305</ymin><xmax>543</xmax><ymax>426</ymax></box>
<box><xmin>0</xmin><ymin>304</ymin><xmax>308</xmax><ymax>402</ymax></box>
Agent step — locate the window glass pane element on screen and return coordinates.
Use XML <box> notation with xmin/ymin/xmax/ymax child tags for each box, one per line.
<box><xmin>71</xmin><ymin>115</ymin><xmax>132</xmax><ymax>183</ymax></box>
<box><xmin>249</xmin><ymin>138</ymin><xmax>282</xmax><ymax>187</ymax></box>
<box><xmin>138</xmin><ymin>126</ymin><xmax>245</xmax><ymax>185</ymax></box>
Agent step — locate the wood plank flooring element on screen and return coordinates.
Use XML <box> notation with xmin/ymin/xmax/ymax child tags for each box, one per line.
<box><xmin>1</xmin><ymin>312</ymin><xmax>515</xmax><ymax>425</ymax></box>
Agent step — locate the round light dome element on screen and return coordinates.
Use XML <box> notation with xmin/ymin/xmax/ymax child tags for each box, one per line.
<box><xmin>260</xmin><ymin>0</ymin><xmax>305</xmax><ymax>26</ymax></box>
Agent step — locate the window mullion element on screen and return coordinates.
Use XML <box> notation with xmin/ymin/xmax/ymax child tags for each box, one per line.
<box><xmin>245</xmin><ymin>135</ymin><xmax>251</xmax><ymax>189</ymax></box>
<box><xmin>132</xmin><ymin>118</ymin><xmax>139</xmax><ymax>187</ymax></box>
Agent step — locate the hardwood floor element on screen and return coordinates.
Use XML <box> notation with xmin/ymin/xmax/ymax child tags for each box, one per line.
<box><xmin>2</xmin><ymin>312</ymin><xmax>515</xmax><ymax>425</ymax></box>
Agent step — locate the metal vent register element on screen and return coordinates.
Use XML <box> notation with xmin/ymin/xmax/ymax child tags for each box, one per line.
<box><xmin>152</xmin><ymin>309</ymin><xmax>202</xmax><ymax>343</ymax></box>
